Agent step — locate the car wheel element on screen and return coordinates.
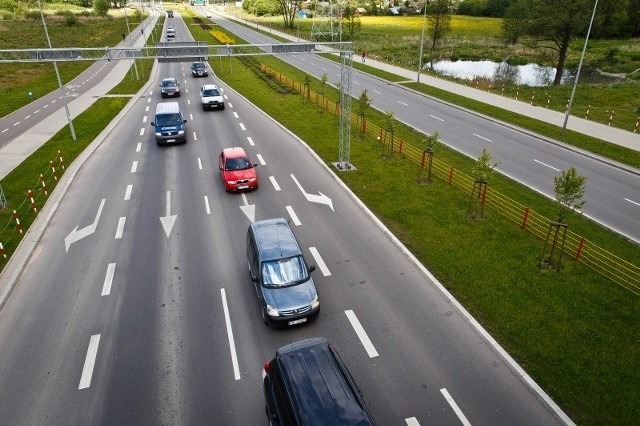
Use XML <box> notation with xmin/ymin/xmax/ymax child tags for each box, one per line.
<box><xmin>220</xmin><ymin>104</ymin><xmax>225</xmax><ymax>110</ymax></box>
<box><xmin>261</xmin><ymin>307</ymin><xmax>269</xmax><ymax>325</ymax></box>
<box><xmin>202</xmin><ymin>105</ymin><xmax>206</xmax><ymax>111</ymax></box>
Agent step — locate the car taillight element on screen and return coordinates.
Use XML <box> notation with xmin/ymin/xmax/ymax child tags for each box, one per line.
<box><xmin>263</xmin><ymin>360</ymin><xmax>271</xmax><ymax>373</ymax></box>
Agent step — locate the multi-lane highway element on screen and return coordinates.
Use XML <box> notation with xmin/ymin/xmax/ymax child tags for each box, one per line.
<box><xmin>0</xmin><ymin>13</ymin><xmax>568</xmax><ymax>425</ymax></box>
<box><xmin>205</xmin><ymin>10</ymin><xmax>640</xmax><ymax>243</ymax></box>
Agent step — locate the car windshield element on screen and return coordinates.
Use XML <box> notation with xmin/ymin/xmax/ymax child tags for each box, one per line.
<box><xmin>162</xmin><ymin>80</ymin><xmax>177</xmax><ymax>87</ymax></box>
<box><xmin>193</xmin><ymin>63</ymin><xmax>205</xmax><ymax>69</ymax></box>
<box><xmin>225</xmin><ymin>157</ymin><xmax>251</xmax><ymax>171</ymax></box>
<box><xmin>155</xmin><ymin>113</ymin><xmax>182</xmax><ymax>126</ymax></box>
<box><xmin>202</xmin><ymin>88</ymin><xmax>220</xmax><ymax>97</ymax></box>
<box><xmin>262</xmin><ymin>256</ymin><xmax>308</xmax><ymax>286</ymax></box>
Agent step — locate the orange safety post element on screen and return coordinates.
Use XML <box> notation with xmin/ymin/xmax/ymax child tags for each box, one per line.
<box><xmin>448</xmin><ymin>166</ymin><xmax>455</xmax><ymax>184</ymax></box>
<box><xmin>399</xmin><ymin>139</ymin><xmax>403</xmax><ymax>154</ymax></box>
<box><xmin>40</xmin><ymin>174</ymin><xmax>47</xmax><ymax>196</ymax></box>
<box><xmin>575</xmin><ymin>238</ymin><xmax>586</xmax><ymax>261</ymax></box>
<box><xmin>521</xmin><ymin>207</ymin><xmax>530</xmax><ymax>229</ymax></box>
<box><xmin>0</xmin><ymin>242</ymin><xmax>6</xmax><ymax>258</ymax></box>
<box><xmin>58</xmin><ymin>150</ymin><xmax>65</xmax><ymax>171</ymax></box>
<box><xmin>50</xmin><ymin>160</ymin><xmax>57</xmax><ymax>181</ymax></box>
<box><xmin>634</xmin><ymin>117</ymin><xmax>640</xmax><ymax>134</ymax></box>
<box><xmin>28</xmin><ymin>190</ymin><xmax>37</xmax><ymax>213</ymax></box>
<box><xmin>13</xmin><ymin>210</ymin><xmax>22</xmax><ymax>234</ymax></box>
<box><xmin>481</xmin><ymin>184</ymin><xmax>488</xmax><ymax>204</ymax></box>
<box><xmin>420</xmin><ymin>151</ymin><xmax>427</xmax><ymax>168</ymax></box>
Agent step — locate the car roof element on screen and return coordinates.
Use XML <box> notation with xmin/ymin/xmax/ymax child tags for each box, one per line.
<box><xmin>155</xmin><ymin>101</ymin><xmax>181</xmax><ymax>114</ymax></box>
<box><xmin>221</xmin><ymin>147</ymin><xmax>247</xmax><ymax>159</ymax></box>
<box><xmin>192</xmin><ymin>61</ymin><xmax>205</xmax><ymax>66</ymax></box>
<box><xmin>202</xmin><ymin>83</ymin><xmax>218</xmax><ymax>90</ymax></box>
<box><xmin>162</xmin><ymin>77</ymin><xmax>177</xmax><ymax>83</ymax></box>
<box><xmin>250</xmin><ymin>218</ymin><xmax>301</xmax><ymax>261</ymax></box>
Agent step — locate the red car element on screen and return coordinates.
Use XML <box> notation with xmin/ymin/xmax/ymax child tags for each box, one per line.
<box><xmin>218</xmin><ymin>147</ymin><xmax>259</xmax><ymax>191</ymax></box>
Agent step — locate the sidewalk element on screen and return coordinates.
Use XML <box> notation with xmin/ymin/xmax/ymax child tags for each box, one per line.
<box><xmin>0</xmin><ymin>16</ymin><xmax>159</xmax><ymax>180</ymax></box>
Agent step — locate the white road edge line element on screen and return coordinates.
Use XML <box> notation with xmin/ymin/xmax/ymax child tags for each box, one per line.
<box><xmin>102</xmin><ymin>263</ymin><xmax>116</xmax><ymax>296</ymax></box>
<box><xmin>345</xmin><ymin>310</ymin><xmax>379</xmax><ymax>358</ymax></box>
<box><xmin>533</xmin><ymin>159</ymin><xmax>561</xmax><ymax>172</ymax></box>
<box><xmin>78</xmin><ymin>334</ymin><xmax>100</xmax><ymax>389</ymax></box>
<box><xmin>405</xmin><ymin>418</ymin><xmax>420</xmax><ymax>426</ymax></box>
<box><xmin>221</xmin><ymin>288</ymin><xmax>241</xmax><ymax>380</ymax></box>
<box><xmin>204</xmin><ymin>196</ymin><xmax>211</xmax><ymax>214</ymax></box>
<box><xmin>286</xmin><ymin>206</ymin><xmax>301</xmax><ymax>226</ymax></box>
<box><xmin>115</xmin><ymin>217</ymin><xmax>126</xmax><ymax>239</ymax></box>
<box><xmin>269</xmin><ymin>176</ymin><xmax>281</xmax><ymax>191</ymax></box>
<box><xmin>309</xmin><ymin>247</ymin><xmax>331</xmax><ymax>276</ymax></box>
<box><xmin>440</xmin><ymin>388</ymin><xmax>471</xmax><ymax>426</ymax></box>
<box><xmin>124</xmin><ymin>184</ymin><xmax>133</xmax><ymax>201</ymax></box>
<box><xmin>257</xmin><ymin>154</ymin><xmax>266</xmax><ymax>166</ymax></box>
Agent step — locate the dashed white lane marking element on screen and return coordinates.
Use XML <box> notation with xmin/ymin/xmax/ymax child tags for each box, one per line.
<box><xmin>247</xmin><ymin>136</ymin><xmax>255</xmax><ymax>146</ymax></box>
<box><xmin>624</xmin><ymin>198</ymin><xmax>640</xmax><ymax>207</ymax></box>
<box><xmin>345</xmin><ymin>310</ymin><xmax>379</xmax><ymax>358</ymax></box>
<box><xmin>533</xmin><ymin>159</ymin><xmax>560</xmax><ymax>172</ymax></box>
<box><xmin>124</xmin><ymin>184</ymin><xmax>133</xmax><ymax>201</ymax></box>
<box><xmin>430</xmin><ymin>115</ymin><xmax>444</xmax><ymax>121</ymax></box>
<box><xmin>131</xmin><ymin>161</ymin><xmax>138</xmax><ymax>173</ymax></box>
<box><xmin>269</xmin><ymin>176</ymin><xmax>281</xmax><ymax>191</ymax></box>
<box><xmin>115</xmin><ymin>217</ymin><xmax>126</xmax><ymax>239</ymax></box>
<box><xmin>239</xmin><ymin>123</ymin><xmax>246</xmax><ymax>131</ymax></box>
<box><xmin>190</xmin><ymin>113</ymin><xmax>193</xmax><ymax>120</ymax></box>
<box><xmin>286</xmin><ymin>206</ymin><xmax>301</xmax><ymax>226</ymax></box>
<box><xmin>373</xmin><ymin>90</ymin><xmax>381</xmax><ymax>94</ymax></box>
<box><xmin>145</xmin><ymin>106</ymin><xmax>149</xmax><ymax>112</ymax></box>
<box><xmin>136</xmin><ymin>142</ymin><xmax>142</xmax><ymax>152</ymax></box>
<box><xmin>233</xmin><ymin>112</ymin><xmax>239</xmax><ymax>119</ymax></box>
<box><xmin>204</xmin><ymin>196</ymin><xmax>211</xmax><ymax>215</ymax></box>
<box><xmin>139</xmin><ymin>128</ymin><xmax>145</xmax><ymax>136</ymax></box>
<box><xmin>193</xmin><ymin>132</ymin><xmax>198</xmax><ymax>141</ymax></box>
<box><xmin>473</xmin><ymin>133</ymin><xmax>492</xmax><ymax>143</ymax></box>
<box><xmin>257</xmin><ymin>154</ymin><xmax>266</xmax><ymax>166</ymax></box>
<box><xmin>198</xmin><ymin>157</ymin><xmax>203</xmax><ymax>170</ymax></box>
<box><xmin>1</xmin><ymin>129</ymin><xmax>7</xmax><ymax>133</ymax></box>
<box><xmin>147</xmin><ymin>97</ymin><xmax>151</xmax><ymax>103</ymax></box>
<box><xmin>187</xmin><ymin>99</ymin><xmax>191</xmax><ymax>105</ymax></box>
<box><xmin>25</xmin><ymin>115</ymin><xmax>31</xmax><ymax>120</ymax></box>
<box><xmin>101</xmin><ymin>263</ymin><xmax>116</xmax><ymax>296</ymax></box>
<box><xmin>405</xmin><ymin>418</ymin><xmax>420</xmax><ymax>426</ymax></box>
<box><xmin>227</xmin><ymin>100</ymin><xmax>232</xmax><ymax>106</ymax></box>
<box><xmin>309</xmin><ymin>247</ymin><xmax>331</xmax><ymax>276</ymax></box>
<box><xmin>221</xmin><ymin>288</ymin><xmax>241</xmax><ymax>380</ymax></box>
<box><xmin>13</xmin><ymin>121</ymin><xmax>20</xmax><ymax>126</ymax></box>
<box><xmin>440</xmin><ymin>388</ymin><xmax>471</xmax><ymax>426</ymax></box>
<box><xmin>52</xmin><ymin>99</ymin><xmax>57</xmax><ymax>103</ymax></box>
<box><xmin>398</xmin><ymin>101</ymin><xmax>408</xmax><ymax>106</ymax></box>
<box><xmin>35</xmin><ymin>109</ymin><xmax>40</xmax><ymax>113</ymax></box>
<box><xmin>78</xmin><ymin>334</ymin><xmax>100</xmax><ymax>389</ymax></box>
<box><xmin>142</xmin><ymin>115</ymin><xmax>147</xmax><ymax>123</ymax></box>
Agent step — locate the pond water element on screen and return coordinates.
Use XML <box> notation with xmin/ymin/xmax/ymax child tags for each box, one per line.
<box><xmin>427</xmin><ymin>60</ymin><xmax>611</xmax><ymax>87</ymax></box>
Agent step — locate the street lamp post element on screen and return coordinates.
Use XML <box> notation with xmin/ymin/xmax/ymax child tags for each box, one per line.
<box><xmin>37</xmin><ymin>0</ymin><xmax>76</xmax><ymax>142</ymax></box>
<box><xmin>562</xmin><ymin>0</ymin><xmax>599</xmax><ymax>133</ymax></box>
<box><xmin>417</xmin><ymin>0</ymin><xmax>428</xmax><ymax>83</ymax></box>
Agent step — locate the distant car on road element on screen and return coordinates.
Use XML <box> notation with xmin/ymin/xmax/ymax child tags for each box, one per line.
<box><xmin>218</xmin><ymin>147</ymin><xmax>258</xmax><ymax>191</ymax></box>
<box><xmin>159</xmin><ymin>78</ymin><xmax>180</xmax><ymax>98</ymax></box>
<box><xmin>191</xmin><ymin>62</ymin><xmax>208</xmax><ymax>78</ymax></box>
<box><xmin>200</xmin><ymin>84</ymin><xmax>224</xmax><ymax>110</ymax></box>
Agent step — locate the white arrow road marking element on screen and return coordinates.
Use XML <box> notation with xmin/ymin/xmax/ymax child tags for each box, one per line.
<box><xmin>65</xmin><ymin>199</ymin><xmax>105</xmax><ymax>252</ymax></box>
<box><xmin>309</xmin><ymin>247</ymin><xmax>331</xmax><ymax>276</ymax></box>
<box><xmin>159</xmin><ymin>190</ymin><xmax>177</xmax><ymax>238</ymax></box>
<box><xmin>79</xmin><ymin>334</ymin><xmax>100</xmax><ymax>389</ymax></box>
<box><xmin>102</xmin><ymin>263</ymin><xmax>116</xmax><ymax>296</ymax></box>
<box><xmin>286</xmin><ymin>206</ymin><xmax>301</xmax><ymax>226</ymax></box>
<box><xmin>290</xmin><ymin>174</ymin><xmax>334</xmax><ymax>211</ymax></box>
<box><xmin>240</xmin><ymin>193</ymin><xmax>255</xmax><ymax>223</ymax></box>
<box><xmin>440</xmin><ymin>388</ymin><xmax>471</xmax><ymax>426</ymax></box>
<box><xmin>345</xmin><ymin>310</ymin><xmax>379</xmax><ymax>358</ymax></box>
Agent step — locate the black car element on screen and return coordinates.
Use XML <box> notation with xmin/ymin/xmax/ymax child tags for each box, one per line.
<box><xmin>263</xmin><ymin>338</ymin><xmax>376</xmax><ymax>426</ymax></box>
<box><xmin>159</xmin><ymin>78</ymin><xmax>180</xmax><ymax>98</ymax></box>
<box><xmin>191</xmin><ymin>62</ymin><xmax>208</xmax><ymax>78</ymax></box>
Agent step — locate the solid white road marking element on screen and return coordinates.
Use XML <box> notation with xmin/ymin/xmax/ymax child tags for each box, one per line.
<box><xmin>102</xmin><ymin>263</ymin><xmax>116</xmax><ymax>296</ymax></box>
<box><xmin>204</xmin><ymin>196</ymin><xmax>211</xmax><ymax>214</ymax></box>
<box><xmin>309</xmin><ymin>247</ymin><xmax>331</xmax><ymax>276</ymax></box>
<box><xmin>405</xmin><ymin>418</ymin><xmax>420</xmax><ymax>426</ymax></box>
<box><xmin>247</xmin><ymin>136</ymin><xmax>255</xmax><ymax>146</ymax></box>
<box><xmin>131</xmin><ymin>161</ymin><xmax>138</xmax><ymax>173</ymax></box>
<box><xmin>221</xmin><ymin>289</ymin><xmax>241</xmax><ymax>380</ymax></box>
<box><xmin>198</xmin><ymin>157</ymin><xmax>203</xmax><ymax>170</ymax></box>
<box><xmin>239</xmin><ymin>123</ymin><xmax>246</xmax><ymax>131</ymax></box>
<box><xmin>124</xmin><ymin>184</ymin><xmax>133</xmax><ymax>201</ymax></box>
<box><xmin>233</xmin><ymin>111</ymin><xmax>239</xmax><ymax>119</ymax></box>
<box><xmin>345</xmin><ymin>310</ymin><xmax>379</xmax><ymax>358</ymax></box>
<box><xmin>533</xmin><ymin>159</ymin><xmax>560</xmax><ymax>172</ymax></box>
<box><xmin>430</xmin><ymin>115</ymin><xmax>444</xmax><ymax>121</ymax></box>
<box><xmin>286</xmin><ymin>206</ymin><xmax>301</xmax><ymax>226</ymax></box>
<box><xmin>440</xmin><ymin>388</ymin><xmax>471</xmax><ymax>426</ymax></box>
<box><xmin>473</xmin><ymin>133</ymin><xmax>492</xmax><ymax>143</ymax></box>
<box><xmin>257</xmin><ymin>154</ymin><xmax>266</xmax><ymax>166</ymax></box>
<box><xmin>625</xmin><ymin>198</ymin><xmax>640</xmax><ymax>207</ymax></box>
<box><xmin>269</xmin><ymin>176</ymin><xmax>281</xmax><ymax>191</ymax></box>
<box><xmin>139</xmin><ymin>128</ymin><xmax>145</xmax><ymax>136</ymax></box>
<box><xmin>78</xmin><ymin>334</ymin><xmax>100</xmax><ymax>389</ymax></box>
<box><xmin>136</xmin><ymin>142</ymin><xmax>142</xmax><ymax>152</ymax></box>
<box><xmin>115</xmin><ymin>217</ymin><xmax>126</xmax><ymax>239</ymax></box>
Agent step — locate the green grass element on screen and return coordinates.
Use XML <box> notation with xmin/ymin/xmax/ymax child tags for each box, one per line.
<box><xmin>185</xmin><ymin>13</ymin><xmax>639</xmax><ymax>424</ymax></box>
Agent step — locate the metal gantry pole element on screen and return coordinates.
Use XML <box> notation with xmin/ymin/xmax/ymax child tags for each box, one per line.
<box><xmin>417</xmin><ymin>1</ymin><xmax>428</xmax><ymax>83</ymax></box>
<box><xmin>338</xmin><ymin>50</ymin><xmax>353</xmax><ymax>170</ymax></box>
<box><xmin>37</xmin><ymin>0</ymin><xmax>77</xmax><ymax>141</ymax></box>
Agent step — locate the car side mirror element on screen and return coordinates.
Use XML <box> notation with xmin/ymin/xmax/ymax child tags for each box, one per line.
<box><xmin>251</xmin><ymin>276</ymin><xmax>258</xmax><ymax>283</ymax></box>
<box><xmin>150</xmin><ymin>122</ymin><xmax>155</xmax><ymax>126</ymax></box>
<box><xmin>308</xmin><ymin>265</ymin><xmax>316</xmax><ymax>273</ymax></box>
<box><xmin>183</xmin><ymin>119</ymin><xmax>187</xmax><ymax>123</ymax></box>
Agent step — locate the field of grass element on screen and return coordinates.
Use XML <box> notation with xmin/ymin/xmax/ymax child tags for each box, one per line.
<box><xmin>186</xmin><ymin>11</ymin><xmax>639</xmax><ymax>425</ymax></box>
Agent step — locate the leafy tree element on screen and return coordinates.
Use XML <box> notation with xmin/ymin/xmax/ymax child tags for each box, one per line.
<box><xmin>501</xmin><ymin>0</ymin><xmax>531</xmax><ymax>44</ymax></box>
<box><xmin>592</xmin><ymin>0</ymin><xmax>630</xmax><ymax>38</ymax></box>
<box><xmin>94</xmin><ymin>0</ymin><xmax>110</xmax><ymax>16</ymax></box>
<box><xmin>341</xmin><ymin>4</ymin><xmax>361</xmax><ymax>40</ymax></box>
<box><xmin>472</xmin><ymin>147</ymin><xmax>499</xmax><ymax>182</ymax></box>
<box><xmin>356</xmin><ymin>89</ymin><xmax>372</xmax><ymax>138</ymax></box>
<box><xmin>629</xmin><ymin>0</ymin><xmax>640</xmax><ymax>36</ymax></box>
<box><xmin>468</xmin><ymin>148</ymin><xmax>499</xmax><ymax>219</ymax></box>
<box><xmin>485</xmin><ymin>0</ymin><xmax>513</xmax><ymax>17</ymax></box>
<box><xmin>553</xmin><ymin>166</ymin><xmax>587</xmax><ymax>223</ymax></box>
<box><xmin>275</xmin><ymin>0</ymin><xmax>297</xmax><ymax>28</ymax></box>
<box><xmin>525</xmin><ymin>0</ymin><xmax>593</xmax><ymax>85</ymax></box>
<box><xmin>427</xmin><ymin>0</ymin><xmax>452</xmax><ymax>50</ymax></box>
<box><xmin>457</xmin><ymin>0</ymin><xmax>488</xmax><ymax>16</ymax></box>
